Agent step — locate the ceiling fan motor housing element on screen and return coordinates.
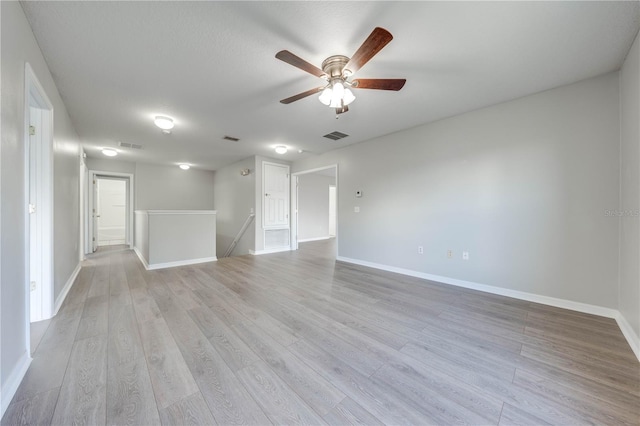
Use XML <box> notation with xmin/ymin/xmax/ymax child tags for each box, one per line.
<box><xmin>321</xmin><ymin>55</ymin><xmax>350</xmax><ymax>78</ymax></box>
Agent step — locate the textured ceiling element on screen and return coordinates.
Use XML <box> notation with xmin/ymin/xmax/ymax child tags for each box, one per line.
<box><xmin>21</xmin><ymin>1</ymin><xmax>640</xmax><ymax>171</ymax></box>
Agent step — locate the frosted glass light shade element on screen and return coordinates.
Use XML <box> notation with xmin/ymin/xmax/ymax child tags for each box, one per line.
<box><xmin>343</xmin><ymin>88</ymin><xmax>355</xmax><ymax>106</ymax></box>
<box><xmin>318</xmin><ymin>87</ymin><xmax>332</xmax><ymax>105</ymax></box>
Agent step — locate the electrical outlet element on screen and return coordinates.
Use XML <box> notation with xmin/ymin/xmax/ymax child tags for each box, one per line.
<box><xmin>354</xmin><ymin>206</ymin><xmax>360</xmax><ymax>213</ymax></box>
<box><xmin>418</xmin><ymin>246</ymin><xmax>424</xmax><ymax>254</ymax></box>
<box><xmin>462</xmin><ymin>251</ymin><xmax>469</xmax><ymax>260</ymax></box>
<box><xmin>447</xmin><ymin>250</ymin><xmax>453</xmax><ymax>258</ymax></box>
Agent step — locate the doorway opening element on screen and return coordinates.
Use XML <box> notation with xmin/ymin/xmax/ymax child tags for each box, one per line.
<box><xmin>291</xmin><ymin>165</ymin><xmax>338</xmax><ymax>257</ymax></box>
<box><xmin>87</xmin><ymin>171</ymin><xmax>134</xmax><ymax>254</ymax></box>
<box><xmin>24</xmin><ymin>63</ymin><xmax>54</xmax><ymax>328</ymax></box>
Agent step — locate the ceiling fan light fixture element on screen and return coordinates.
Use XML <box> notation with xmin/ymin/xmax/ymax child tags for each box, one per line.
<box><xmin>343</xmin><ymin>88</ymin><xmax>356</xmax><ymax>106</ymax></box>
<box><xmin>329</xmin><ymin>80</ymin><xmax>345</xmax><ymax>108</ymax></box>
<box><xmin>318</xmin><ymin>87</ymin><xmax>332</xmax><ymax>106</ymax></box>
<box><xmin>154</xmin><ymin>116</ymin><xmax>174</xmax><ymax>130</ymax></box>
<box><xmin>275</xmin><ymin>145</ymin><xmax>288</xmax><ymax>154</ymax></box>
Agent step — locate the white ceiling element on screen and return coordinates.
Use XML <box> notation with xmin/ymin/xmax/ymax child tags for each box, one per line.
<box><xmin>21</xmin><ymin>1</ymin><xmax>640</xmax><ymax>171</ymax></box>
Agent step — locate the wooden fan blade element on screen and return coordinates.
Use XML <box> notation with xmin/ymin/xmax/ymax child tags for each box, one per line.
<box><xmin>280</xmin><ymin>87</ymin><xmax>322</xmax><ymax>104</ymax></box>
<box><xmin>276</xmin><ymin>50</ymin><xmax>325</xmax><ymax>78</ymax></box>
<box><xmin>344</xmin><ymin>27</ymin><xmax>393</xmax><ymax>75</ymax></box>
<box><xmin>352</xmin><ymin>78</ymin><xmax>406</xmax><ymax>91</ymax></box>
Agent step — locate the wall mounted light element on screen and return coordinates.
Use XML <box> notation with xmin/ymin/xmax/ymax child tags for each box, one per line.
<box><xmin>275</xmin><ymin>145</ymin><xmax>287</xmax><ymax>154</ymax></box>
<box><xmin>179</xmin><ymin>164</ymin><xmax>190</xmax><ymax>170</ymax></box>
<box><xmin>102</xmin><ymin>148</ymin><xmax>118</xmax><ymax>157</ymax></box>
<box><xmin>240</xmin><ymin>169</ymin><xmax>251</xmax><ymax>176</ymax></box>
<box><xmin>154</xmin><ymin>116</ymin><xmax>174</xmax><ymax>130</ymax></box>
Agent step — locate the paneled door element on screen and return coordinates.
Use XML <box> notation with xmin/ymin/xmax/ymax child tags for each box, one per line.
<box><xmin>263</xmin><ymin>162</ymin><xmax>290</xmax><ymax>228</ymax></box>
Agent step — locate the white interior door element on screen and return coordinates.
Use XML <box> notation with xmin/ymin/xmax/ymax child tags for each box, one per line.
<box><xmin>263</xmin><ymin>162</ymin><xmax>290</xmax><ymax>228</ymax></box>
<box><xmin>29</xmin><ymin>107</ymin><xmax>42</xmax><ymax>322</ymax></box>
<box><xmin>96</xmin><ymin>178</ymin><xmax>127</xmax><ymax>246</ymax></box>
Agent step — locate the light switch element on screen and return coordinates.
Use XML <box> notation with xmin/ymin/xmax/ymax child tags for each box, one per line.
<box><xmin>356</xmin><ymin>190</ymin><xmax>362</xmax><ymax>198</ymax></box>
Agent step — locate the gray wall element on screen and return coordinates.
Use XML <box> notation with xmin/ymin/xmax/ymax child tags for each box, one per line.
<box><xmin>1</xmin><ymin>0</ymin><xmax>81</xmax><ymax>391</ymax></box>
<box><xmin>619</xmin><ymin>31</ymin><xmax>640</xmax><ymax>340</ymax></box>
<box><xmin>298</xmin><ymin>173</ymin><xmax>335</xmax><ymax>241</ymax></box>
<box><xmin>85</xmin><ymin>159</ymin><xmax>215</xmax><ymax>210</ymax></box>
<box><xmin>292</xmin><ymin>72</ymin><xmax>621</xmax><ymax>309</ymax></box>
<box><xmin>213</xmin><ymin>157</ymin><xmax>256</xmax><ymax>256</ymax></box>
<box><xmin>135</xmin><ymin>163</ymin><xmax>214</xmax><ymax>210</ymax></box>
<box><xmin>86</xmin><ymin>157</ymin><xmax>136</xmax><ymax>175</ymax></box>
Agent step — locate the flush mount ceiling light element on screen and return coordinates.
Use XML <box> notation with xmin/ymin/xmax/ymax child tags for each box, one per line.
<box><xmin>102</xmin><ymin>148</ymin><xmax>118</xmax><ymax>157</ymax></box>
<box><xmin>275</xmin><ymin>145</ymin><xmax>288</xmax><ymax>154</ymax></box>
<box><xmin>179</xmin><ymin>164</ymin><xmax>190</xmax><ymax>170</ymax></box>
<box><xmin>154</xmin><ymin>116</ymin><xmax>174</xmax><ymax>130</ymax></box>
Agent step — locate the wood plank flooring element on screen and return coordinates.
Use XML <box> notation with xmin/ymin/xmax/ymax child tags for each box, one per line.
<box><xmin>3</xmin><ymin>239</ymin><xmax>638</xmax><ymax>425</ymax></box>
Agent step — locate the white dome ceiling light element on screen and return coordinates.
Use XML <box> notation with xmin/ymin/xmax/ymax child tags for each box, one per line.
<box><xmin>102</xmin><ymin>148</ymin><xmax>118</xmax><ymax>157</ymax></box>
<box><xmin>154</xmin><ymin>116</ymin><xmax>174</xmax><ymax>130</ymax></box>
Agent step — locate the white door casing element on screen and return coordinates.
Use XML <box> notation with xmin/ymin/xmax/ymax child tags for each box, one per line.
<box><xmin>290</xmin><ymin>164</ymin><xmax>338</xmax><ymax>253</ymax></box>
<box><xmin>329</xmin><ymin>185</ymin><xmax>337</xmax><ymax>237</ymax></box>
<box><xmin>87</xmin><ymin>171</ymin><xmax>134</xmax><ymax>254</ymax></box>
<box><xmin>92</xmin><ymin>176</ymin><xmax>98</xmax><ymax>252</ymax></box>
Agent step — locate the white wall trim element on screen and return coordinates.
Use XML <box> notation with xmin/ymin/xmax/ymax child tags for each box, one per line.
<box><xmin>298</xmin><ymin>236</ymin><xmax>332</xmax><ymax>243</ymax></box>
<box><xmin>615</xmin><ymin>312</ymin><xmax>640</xmax><ymax>361</ymax></box>
<box><xmin>133</xmin><ymin>247</ymin><xmax>150</xmax><ymax>270</ymax></box>
<box><xmin>250</xmin><ymin>247</ymin><xmax>291</xmax><ymax>255</ymax></box>
<box><xmin>134</xmin><ymin>247</ymin><xmax>216</xmax><ymax>270</ymax></box>
<box><xmin>144</xmin><ymin>210</ymin><xmax>217</xmax><ymax>215</ymax></box>
<box><xmin>290</xmin><ymin>164</ymin><xmax>339</xmax><ymax>252</ymax></box>
<box><xmin>53</xmin><ymin>263</ymin><xmax>81</xmax><ymax>315</ymax></box>
<box><xmin>337</xmin><ymin>255</ymin><xmax>639</xmax><ymax>361</ymax></box>
<box><xmin>1</xmin><ymin>352</ymin><xmax>32</xmax><ymax>419</ymax></box>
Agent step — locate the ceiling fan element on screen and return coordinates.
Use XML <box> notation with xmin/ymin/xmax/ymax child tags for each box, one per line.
<box><xmin>276</xmin><ymin>27</ymin><xmax>406</xmax><ymax>115</ymax></box>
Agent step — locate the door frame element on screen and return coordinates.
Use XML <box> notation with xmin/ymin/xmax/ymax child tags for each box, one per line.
<box><xmin>290</xmin><ymin>164</ymin><xmax>338</xmax><ymax>252</ymax></box>
<box><xmin>24</xmin><ymin>63</ymin><xmax>54</xmax><ymax>326</ymax></box>
<box><xmin>87</xmin><ymin>171</ymin><xmax>134</xmax><ymax>253</ymax></box>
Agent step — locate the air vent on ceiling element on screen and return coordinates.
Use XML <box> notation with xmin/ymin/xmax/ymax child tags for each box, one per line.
<box><xmin>323</xmin><ymin>131</ymin><xmax>349</xmax><ymax>141</ymax></box>
<box><xmin>118</xmin><ymin>142</ymin><xmax>143</xmax><ymax>149</ymax></box>
<box><xmin>223</xmin><ymin>135</ymin><xmax>240</xmax><ymax>142</ymax></box>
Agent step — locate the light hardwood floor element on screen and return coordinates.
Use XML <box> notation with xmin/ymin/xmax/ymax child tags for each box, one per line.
<box><xmin>3</xmin><ymin>239</ymin><xmax>638</xmax><ymax>425</ymax></box>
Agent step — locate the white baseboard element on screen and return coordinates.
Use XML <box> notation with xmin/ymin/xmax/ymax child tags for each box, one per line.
<box><xmin>1</xmin><ymin>352</ymin><xmax>32</xmax><ymax>418</ymax></box>
<box><xmin>337</xmin><ymin>256</ymin><xmax>639</xmax><ymax>362</ymax></box>
<box><xmin>297</xmin><ymin>236</ymin><xmax>331</xmax><ymax>243</ymax></box>
<box><xmin>134</xmin><ymin>248</ymin><xmax>217</xmax><ymax>270</ymax></box>
<box><xmin>615</xmin><ymin>312</ymin><xmax>640</xmax><ymax>361</ymax></box>
<box><xmin>250</xmin><ymin>247</ymin><xmax>291</xmax><ymax>255</ymax></box>
<box><xmin>133</xmin><ymin>247</ymin><xmax>150</xmax><ymax>270</ymax></box>
<box><xmin>53</xmin><ymin>262</ymin><xmax>81</xmax><ymax>316</ymax></box>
